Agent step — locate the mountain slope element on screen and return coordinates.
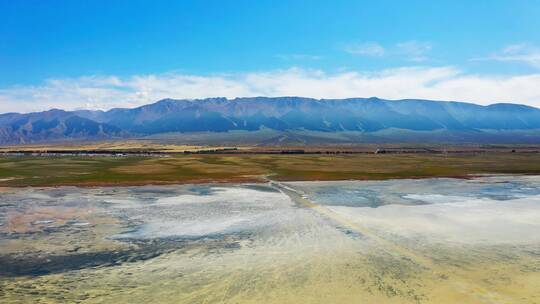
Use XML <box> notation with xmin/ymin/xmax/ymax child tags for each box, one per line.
<box><xmin>0</xmin><ymin>109</ymin><xmax>126</xmax><ymax>144</ymax></box>
<box><xmin>2</xmin><ymin>97</ymin><xmax>540</xmax><ymax>144</ymax></box>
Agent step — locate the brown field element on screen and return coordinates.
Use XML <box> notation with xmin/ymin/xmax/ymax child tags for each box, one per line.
<box><xmin>1</xmin><ymin>152</ymin><xmax>540</xmax><ymax>187</ymax></box>
<box><xmin>0</xmin><ymin>140</ymin><xmax>220</xmax><ymax>153</ymax></box>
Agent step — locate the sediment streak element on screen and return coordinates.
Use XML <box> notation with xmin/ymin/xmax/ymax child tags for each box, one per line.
<box><xmin>269</xmin><ymin>180</ymin><xmax>513</xmax><ymax>304</ymax></box>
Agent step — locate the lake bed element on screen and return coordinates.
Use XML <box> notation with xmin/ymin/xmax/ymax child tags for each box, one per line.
<box><xmin>1</xmin><ymin>176</ymin><xmax>539</xmax><ymax>303</ymax></box>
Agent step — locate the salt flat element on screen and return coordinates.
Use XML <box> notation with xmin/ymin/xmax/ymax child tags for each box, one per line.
<box><xmin>1</xmin><ymin>176</ymin><xmax>539</xmax><ymax>303</ymax></box>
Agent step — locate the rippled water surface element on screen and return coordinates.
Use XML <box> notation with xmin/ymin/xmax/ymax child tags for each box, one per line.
<box><xmin>1</xmin><ymin>176</ymin><xmax>540</xmax><ymax>303</ymax></box>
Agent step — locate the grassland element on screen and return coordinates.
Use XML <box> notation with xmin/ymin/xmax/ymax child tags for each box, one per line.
<box><xmin>2</xmin><ymin>152</ymin><xmax>540</xmax><ymax>187</ymax></box>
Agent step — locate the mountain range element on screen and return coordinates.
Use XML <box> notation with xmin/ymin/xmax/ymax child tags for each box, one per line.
<box><xmin>1</xmin><ymin>97</ymin><xmax>540</xmax><ymax>144</ymax></box>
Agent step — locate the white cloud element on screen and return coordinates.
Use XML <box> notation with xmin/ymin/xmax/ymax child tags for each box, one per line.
<box><xmin>344</xmin><ymin>42</ymin><xmax>385</xmax><ymax>56</ymax></box>
<box><xmin>1</xmin><ymin>66</ymin><xmax>540</xmax><ymax>113</ymax></box>
<box><xmin>479</xmin><ymin>44</ymin><xmax>540</xmax><ymax>68</ymax></box>
<box><xmin>396</xmin><ymin>41</ymin><xmax>432</xmax><ymax>62</ymax></box>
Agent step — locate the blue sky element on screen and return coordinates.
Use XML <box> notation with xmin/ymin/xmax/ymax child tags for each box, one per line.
<box><xmin>1</xmin><ymin>0</ymin><xmax>540</xmax><ymax>112</ymax></box>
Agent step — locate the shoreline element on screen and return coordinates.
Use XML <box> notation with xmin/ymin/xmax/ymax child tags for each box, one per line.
<box><xmin>2</xmin><ymin>173</ymin><xmax>534</xmax><ymax>189</ymax></box>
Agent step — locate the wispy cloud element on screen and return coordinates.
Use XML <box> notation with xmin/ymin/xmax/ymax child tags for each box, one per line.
<box><xmin>345</xmin><ymin>40</ymin><xmax>432</xmax><ymax>61</ymax></box>
<box><xmin>474</xmin><ymin>44</ymin><xmax>540</xmax><ymax>68</ymax></box>
<box><xmin>276</xmin><ymin>54</ymin><xmax>323</xmax><ymax>61</ymax></box>
<box><xmin>344</xmin><ymin>42</ymin><xmax>385</xmax><ymax>56</ymax></box>
<box><xmin>1</xmin><ymin>67</ymin><xmax>540</xmax><ymax>113</ymax></box>
<box><xmin>396</xmin><ymin>41</ymin><xmax>433</xmax><ymax>62</ymax></box>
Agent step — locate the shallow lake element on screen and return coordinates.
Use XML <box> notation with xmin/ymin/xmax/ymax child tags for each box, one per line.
<box><xmin>1</xmin><ymin>175</ymin><xmax>539</xmax><ymax>303</ymax></box>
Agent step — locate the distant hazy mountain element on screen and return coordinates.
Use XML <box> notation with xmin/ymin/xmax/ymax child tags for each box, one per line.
<box><xmin>0</xmin><ymin>109</ymin><xmax>124</xmax><ymax>144</ymax></box>
<box><xmin>1</xmin><ymin>97</ymin><xmax>540</xmax><ymax>144</ymax></box>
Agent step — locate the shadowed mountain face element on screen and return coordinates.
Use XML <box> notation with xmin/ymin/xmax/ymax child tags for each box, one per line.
<box><xmin>0</xmin><ymin>109</ymin><xmax>125</xmax><ymax>144</ymax></box>
<box><xmin>1</xmin><ymin>97</ymin><xmax>540</xmax><ymax>144</ymax></box>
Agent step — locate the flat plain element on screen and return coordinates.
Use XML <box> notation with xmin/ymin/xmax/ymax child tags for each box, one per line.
<box><xmin>2</xmin><ymin>146</ymin><xmax>540</xmax><ymax>303</ymax></box>
<box><xmin>2</xmin><ymin>152</ymin><xmax>540</xmax><ymax>187</ymax></box>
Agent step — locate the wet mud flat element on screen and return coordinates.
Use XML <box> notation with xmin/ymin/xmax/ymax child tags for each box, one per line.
<box><xmin>1</xmin><ymin>176</ymin><xmax>540</xmax><ymax>303</ymax></box>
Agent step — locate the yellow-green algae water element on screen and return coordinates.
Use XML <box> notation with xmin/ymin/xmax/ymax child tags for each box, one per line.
<box><xmin>1</xmin><ymin>176</ymin><xmax>540</xmax><ymax>303</ymax></box>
